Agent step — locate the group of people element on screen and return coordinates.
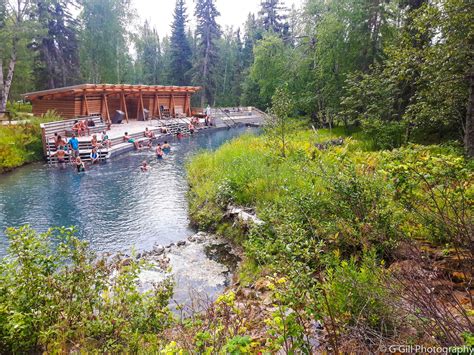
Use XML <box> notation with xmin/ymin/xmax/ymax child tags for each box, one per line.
<box><xmin>140</xmin><ymin>141</ymin><xmax>171</xmax><ymax>172</ymax></box>
<box><xmin>72</xmin><ymin>118</ymin><xmax>96</xmax><ymax>137</ymax></box>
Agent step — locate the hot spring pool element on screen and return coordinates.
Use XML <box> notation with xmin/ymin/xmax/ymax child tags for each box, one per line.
<box><xmin>0</xmin><ymin>126</ymin><xmax>257</xmax><ymax>256</ymax></box>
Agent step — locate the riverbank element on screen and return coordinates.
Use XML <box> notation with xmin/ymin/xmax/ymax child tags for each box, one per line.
<box><xmin>0</xmin><ymin>112</ymin><xmax>60</xmax><ymax>174</ymax></box>
<box><xmin>186</xmin><ymin>127</ymin><xmax>473</xmax><ymax>352</ymax></box>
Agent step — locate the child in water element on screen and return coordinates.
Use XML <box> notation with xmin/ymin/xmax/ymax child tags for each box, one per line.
<box><xmin>155</xmin><ymin>144</ymin><xmax>164</xmax><ymax>159</ymax></box>
<box><xmin>75</xmin><ymin>156</ymin><xmax>85</xmax><ymax>172</ymax></box>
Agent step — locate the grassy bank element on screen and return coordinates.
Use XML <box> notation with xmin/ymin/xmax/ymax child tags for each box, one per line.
<box><xmin>0</xmin><ymin>111</ymin><xmax>61</xmax><ymax>173</ymax></box>
<box><xmin>187</xmin><ymin>127</ymin><xmax>473</xmax><ymax>351</ymax></box>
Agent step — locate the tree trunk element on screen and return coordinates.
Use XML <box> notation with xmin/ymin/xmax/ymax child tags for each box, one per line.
<box><xmin>465</xmin><ymin>66</ymin><xmax>474</xmax><ymax>157</ymax></box>
<box><xmin>0</xmin><ymin>58</ymin><xmax>4</xmax><ymax>112</ymax></box>
<box><xmin>0</xmin><ymin>48</ymin><xmax>17</xmax><ymax>113</ymax></box>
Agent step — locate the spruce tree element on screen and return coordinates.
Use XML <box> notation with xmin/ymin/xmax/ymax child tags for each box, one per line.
<box><xmin>33</xmin><ymin>0</ymin><xmax>81</xmax><ymax>89</ymax></box>
<box><xmin>258</xmin><ymin>0</ymin><xmax>288</xmax><ymax>36</ymax></box>
<box><xmin>193</xmin><ymin>0</ymin><xmax>220</xmax><ymax>106</ymax></box>
<box><xmin>169</xmin><ymin>0</ymin><xmax>192</xmax><ymax>85</ymax></box>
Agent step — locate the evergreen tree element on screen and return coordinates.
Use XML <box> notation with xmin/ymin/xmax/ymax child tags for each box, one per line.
<box><xmin>258</xmin><ymin>0</ymin><xmax>288</xmax><ymax>36</ymax></box>
<box><xmin>33</xmin><ymin>0</ymin><xmax>81</xmax><ymax>89</ymax></box>
<box><xmin>160</xmin><ymin>35</ymin><xmax>172</xmax><ymax>84</ymax></box>
<box><xmin>193</xmin><ymin>0</ymin><xmax>220</xmax><ymax>106</ymax></box>
<box><xmin>135</xmin><ymin>20</ymin><xmax>161</xmax><ymax>85</ymax></box>
<box><xmin>169</xmin><ymin>0</ymin><xmax>192</xmax><ymax>85</ymax></box>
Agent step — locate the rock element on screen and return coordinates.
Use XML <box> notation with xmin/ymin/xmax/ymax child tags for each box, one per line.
<box><xmin>120</xmin><ymin>258</ymin><xmax>132</xmax><ymax>267</ymax></box>
<box><xmin>177</xmin><ymin>240</ymin><xmax>186</xmax><ymax>247</ymax></box>
<box><xmin>188</xmin><ymin>235</ymin><xmax>196</xmax><ymax>242</ymax></box>
<box><xmin>153</xmin><ymin>245</ymin><xmax>165</xmax><ymax>255</ymax></box>
<box><xmin>136</xmin><ymin>253</ymin><xmax>142</xmax><ymax>260</ymax></box>
<box><xmin>254</xmin><ymin>278</ymin><xmax>272</xmax><ymax>292</ymax></box>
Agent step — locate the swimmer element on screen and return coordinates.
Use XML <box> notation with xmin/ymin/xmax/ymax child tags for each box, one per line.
<box><xmin>155</xmin><ymin>144</ymin><xmax>164</xmax><ymax>159</ymax></box>
<box><xmin>140</xmin><ymin>160</ymin><xmax>150</xmax><ymax>171</ymax></box>
<box><xmin>162</xmin><ymin>141</ymin><xmax>171</xmax><ymax>153</ymax></box>
<box><xmin>75</xmin><ymin>156</ymin><xmax>85</xmax><ymax>172</ymax></box>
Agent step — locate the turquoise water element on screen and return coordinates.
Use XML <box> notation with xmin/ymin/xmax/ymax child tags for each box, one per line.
<box><xmin>0</xmin><ymin>127</ymin><xmax>256</xmax><ymax>256</ymax></box>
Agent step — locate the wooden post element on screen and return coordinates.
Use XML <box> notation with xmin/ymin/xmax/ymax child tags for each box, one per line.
<box><xmin>121</xmin><ymin>92</ymin><xmax>129</xmax><ymax>123</ymax></box>
<box><xmin>170</xmin><ymin>93</ymin><xmax>176</xmax><ymax>117</ymax></box>
<box><xmin>100</xmin><ymin>93</ymin><xmax>104</xmax><ymax>118</ymax></box>
<box><xmin>140</xmin><ymin>92</ymin><xmax>145</xmax><ymax>120</ymax></box>
<box><xmin>103</xmin><ymin>94</ymin><xmax>111</xmax><ymax>124</ymax></box>
<box><xmin>157</xmin><ymin>96</ymin><xmax>162</xmax><ymax>119</ymax></box>
<box><xmin>136</xmin><ymin>91</ymin><xmax>142</xmax><ymax>120</ymax></box>
<box><xmin>152</xmin><ymin>93</ymin><xmax>157</xmax><ymax>118</ymax></box>
<box><xmin>83</xmin><ymin>90</ymin><xmax>90</xmax><ymax>116</ymax></box>
<box><xmin>183</xmin><ymin>93</ymin><xmax>188</xmax><ymax>117</ymax></box>
<box><xmin>187</xmin><ymin>95</ymin><xmax>192</xmax><ymax>116</ymax></box>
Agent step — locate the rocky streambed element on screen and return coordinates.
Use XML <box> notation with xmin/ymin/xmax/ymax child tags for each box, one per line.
<box><xmin>137</xmin><ymin>231</ymin><xmax>242</xmax><ymax>310</ymax></box>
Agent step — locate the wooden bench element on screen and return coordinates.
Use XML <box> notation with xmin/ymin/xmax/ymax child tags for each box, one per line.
<box><xmin>41</xmin><ymin>116</ymin><xmax>105</xmax><ymax>139</ymax></box>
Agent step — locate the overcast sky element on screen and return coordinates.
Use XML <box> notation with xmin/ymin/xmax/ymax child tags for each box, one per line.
<box><xmin>134</xmin><ymin>0</ymin><xmax>303</xmax><ymax>37</ymax></box>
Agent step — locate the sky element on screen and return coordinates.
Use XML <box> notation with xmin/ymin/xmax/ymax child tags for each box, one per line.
<box><xmin>134</xmin><ymin>0</ymin><xmax>303</xmax><ymax>38</ymax></box>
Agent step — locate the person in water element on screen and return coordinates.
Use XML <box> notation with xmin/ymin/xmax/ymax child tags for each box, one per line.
<box><xmin>145</xmin><ymin>127</ymin><xmax>155</xmax><ymax>139</ymax></box>
<box><xmin>123</xmin><ymin>132</ymin><xmax>141</xmax><ymax>150</ymax></box>
<box><xmin>140</xmin><ymin>160</ymin><xmax>150</xmax><ymax>171</ymax></box>
<box><xmin>188</xmin><ymin>122</ymin><xmax>195</xmax><ymax>134</ymax></box>
<box><xmin>162</xmin><ymin>141</ymin><xmax>171</xmax><ymax>153</ymax></box>
<box><xmin>75</xmin><ymin>156</ymin><xmax>85</xmax><ymax>172</ymax></box>
<box><xmin>155</xmin><ymin>144</ymin><xmax>164</xmax><ymax>159</ymax></box>
<box><xmin>51</xmin><ymin>145</ymin><xmax>69</xmax><ymax>164</ymax></box>
<box><xmin>90</xmin><ymin>147</ymin><xmax>99</xmax><ymax>164</ymax></box>
<box><xmin>176</xmin><ymin>129</ymin><xmax>183</xmax><ymax>139</ymax></box>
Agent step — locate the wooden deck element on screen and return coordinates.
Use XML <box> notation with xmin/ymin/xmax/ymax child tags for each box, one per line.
<box><xmin>43</xmin><ymin>107</ymin><xmax>266</xmax><ymax>164</ymax></box>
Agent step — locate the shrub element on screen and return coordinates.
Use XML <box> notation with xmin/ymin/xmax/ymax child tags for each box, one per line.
<box><xmin>0</xmin><ymin>226</ymin><xmax>173</xmax><ymax>353</ymax></box>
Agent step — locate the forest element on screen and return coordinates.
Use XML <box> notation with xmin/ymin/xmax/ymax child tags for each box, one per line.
<box><xmin>0</xmin><ymin>0</ymin><xmax>473</xmax><ymax>155</ymax></box>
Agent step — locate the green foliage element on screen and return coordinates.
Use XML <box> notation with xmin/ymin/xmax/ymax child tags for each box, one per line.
<box><xmin>0</xmin><ymin>226</ymin><xmax>173</xmax><ymax>353</ymax></box>
<box><xmin>187</xmin><ymin>127</ymin><xmax>472</xmax><ymax>348</ymax></box>
<box><xmin>168</xmin><ymin>0</ymin><xmax>192</xmax><ymax>86</ymax></box>
<box><xmin>321</xmin><ymin>250</ymin><xmax>396</xmax><ymax>334</ymax></box>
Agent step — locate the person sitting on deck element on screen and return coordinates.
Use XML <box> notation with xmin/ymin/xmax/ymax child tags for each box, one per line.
<box><xmin>54</xmin><ymin>134</ymin><xmax>67</xmax><ymax>148</ymax></box>
<box><xmin>75</xmin><ymin>156</ymin><xmax>85</xmax><ymax>172</ymax></box>
<box><xmin>100</xmin><ymin>131</ymin><xmax>112</xmax><ymax>148</ymax></box>
<box><xmin>68</xmin><ymin>134</ymin><xmax>80</xmax><ymax>157</ymax></box>
<box><xmin>87</xmin><ymin>118</ymin><xmax>95</xmax><ymax>127</ymax></box>
<box><xmin>162</xmin><ymin>141</ymin><xmax>171</xmax><ymax>153</ymax></box>
<box><xmin>80</xmin><ymin>120</ymin><xmax>91</xmax><ymax>136</ymax></box>
<box><xmin>72</xmin><ymin>120</ymin><xmax>83</xmax><ymax>136</ymax></box>
<box><xmin>188</xmin><ymin>122</ymin><xmax>195</xmax><ymax>134</ymax></box>
<box><xmin>51</xmin><ymin>145</ymin><xmax>69</xmax><ymax>164</ymax></box>
<box><xmin>90</xmin><ymin>148</ymin><xmax>99</xmax><ymax>164</ymax></box>
<box><xmin>91</xmin><ymin>134</ymin><xmax>102</xmax><ymax>149</ymax></box>
<box><xmin>160</xmin><ymin>126</ymin><xmax>170</xmax><ymax>134</ymax></box>
<box><xmin>140</xmin><ymin>160</ymin><xmax>150</xmax><ymax>171</ymax></box>
<box><xmin>155</xmin><ymin>144</ymin><xmax>164</xmax><ymax>159</ymax></box>
<box><xmin>191</xmin><ymin>116</ymin><xmax>200</xmax><ymax>126</ymax></box>
<box><xmin>123</xmin><ymin>132</ymin><xmax>141</xmax><ymax>150</ymax></box>
<box><xmin>145</xmin><ymin>127</ymin><xmax>156</xmax><ymax>139</ymax></box>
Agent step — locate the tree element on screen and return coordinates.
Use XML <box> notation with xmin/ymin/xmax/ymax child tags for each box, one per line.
<box><xmin>267</xmin><ymin>84</ymin><xmax>295</xmax><ymax>157</ymax></box>
<box><xmin>0</xmin><ymin>0</ymin><xmax>37</xmax><ymax>112</ymax></box>
<box><xmin>80</xmin><ymin>0</ymin><xmax>134</xmax><ymax>83</ymax></box>
<box><xmin>193</xmin><ymin>0</ymin><xmax>220</xmax><ymax>106</ymax></box>
<box><xmin>258</xmin><ymin>0</ymin><xmax>288</xmax><ymax>36</ymax></box>
<box><xmin>169</xmin><ymin>0</ymin><xmax>191</xmax><ymax>85</ymax></box>
<box><xmin>135</xmin><ymin>20</ymin><xmax>161</xmax><ymax>85</ymax></box>
<box><xmin>33</xmin><ymin>0</ymin><xmax>80</xmax><ymax>90</ymax></box>
<box><xmin>249</xmin><ymin>33</ymin><xmax>288</xmax><ymax>109</ymax></box>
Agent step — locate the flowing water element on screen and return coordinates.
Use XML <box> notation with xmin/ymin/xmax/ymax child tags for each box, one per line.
<box><xmin>0</xmin><ymin>126</ymin><xmax>257</xmax><ymax>256</ymax></box>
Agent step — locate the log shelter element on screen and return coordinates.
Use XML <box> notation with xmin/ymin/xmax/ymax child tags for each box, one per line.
<box><xmin>23</xmin><ymin>84</ymin><xmax>201</xmax><ymax>124</ymax></box>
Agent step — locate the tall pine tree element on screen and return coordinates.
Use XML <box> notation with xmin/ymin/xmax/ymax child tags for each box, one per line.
<box><xmin>193</xmin><ymin>0</ymin><xmax>220</xmax><ymax>106</ymax></box>
<box><xmin>33</xmin><ymin>0</ymin><xmax>81</xmax><ymax>89</ymax></box>
<box><xmin>259</xmin><ymin>0</ymin><xmax>288</xmax><ymax>36</ymax></box>
<box><xmin>169</xmin><ymin>0</ymin><xmax>191</xmax><ymax>85</ymax></box>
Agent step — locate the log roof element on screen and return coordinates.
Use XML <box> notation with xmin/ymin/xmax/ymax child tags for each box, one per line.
<box><xmin>23</xmin><ymin>84</ymin><xmax>201</xmax><ymax>101</ymax></box>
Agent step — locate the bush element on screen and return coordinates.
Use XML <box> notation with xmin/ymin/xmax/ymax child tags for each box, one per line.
<box><xmin>0</xmin><ymin>110</ymin><xmax>61</xmax><ymax>173</ymax></box>
<box><xmin>362</xmin><ymin>120</ymin><xmax>406</xmax><ymax>150</ymax></box>
<box><xmin>0</xmin><ymin>226</ymin><xmax>173</xmax><ymax>353</ymax></box>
